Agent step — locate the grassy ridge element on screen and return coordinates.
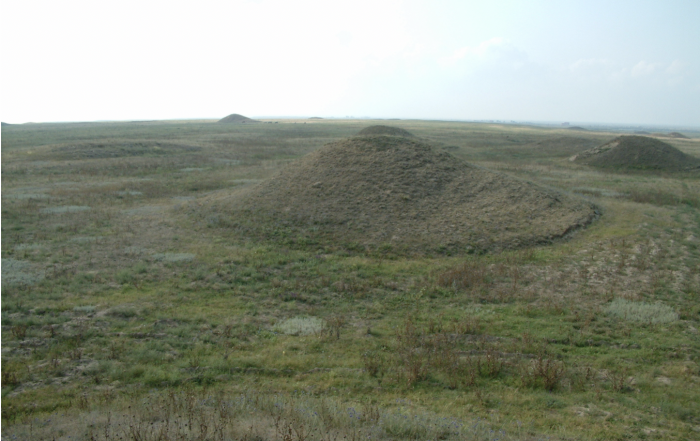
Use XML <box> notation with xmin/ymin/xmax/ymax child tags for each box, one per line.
<box><xmin>2</xmin><ymin>120</ymin><xmax>700</xmax><ymax>440</ymax></box>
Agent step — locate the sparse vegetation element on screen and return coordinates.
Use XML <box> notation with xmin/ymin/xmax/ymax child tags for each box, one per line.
<box><xmin>605</xmin><ymin>298</ymin><xmax>679</xmax><ymax>324</ymax></box>
<box><xmin>2</xmin><ymin>119</ymin><xmax>699</xmax><ymax>440</ymax></box>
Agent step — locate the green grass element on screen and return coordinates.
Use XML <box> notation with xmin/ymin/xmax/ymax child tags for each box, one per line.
<box><xmin>2</xmin><ymin>119</ymin><xmax>699</xmax><ymax>440</ymax></box>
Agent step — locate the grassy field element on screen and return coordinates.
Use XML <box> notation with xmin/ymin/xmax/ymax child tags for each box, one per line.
<box><xmin>2</xmin><ymin>119</ymin><xmax>700</xmax><ymax>440</ymax></box>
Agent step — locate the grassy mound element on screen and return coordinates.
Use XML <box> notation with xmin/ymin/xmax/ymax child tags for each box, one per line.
<box><xmin>206</xmin><ymin>135</ymin><xmax>597</xmax><ymax>254</ymax></box>
<box><xmin>357</xmin><ymin>125</ymin><xmax>415</xmax><ymax>137</ymax></box>
<box><xmin>570</xmin><ymin>135</ymin><xmax>700</xmax><ymax>172</ymax></box>
<box><xmin>218</xmin><ymin>114</ymin><xmax>260</xmax><ymax>123</ymax></box>
<box><xmin>33</xmin><ymin>140</ymin><xmax>201</xmax><ymax>160</ymax></box>
<box><xmin>667</xmin><ymin>132</ymin><xmax>689</xmax><ymax>139</ymax></box>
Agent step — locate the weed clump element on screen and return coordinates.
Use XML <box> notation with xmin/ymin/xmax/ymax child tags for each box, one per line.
<box><xmin>605</xmin><ymin>298</ymin><xmax>679</xmax><ymax>324</ymax></box>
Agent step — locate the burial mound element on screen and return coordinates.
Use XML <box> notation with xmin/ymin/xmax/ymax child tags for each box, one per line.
<box><xmin>208</xmin><ymin>135</ymin><xmax>597</xmax><ymax>253</ymax></box>
<box><xmin>570</xmin><ymin>135</ymin><xmax>700</xmax><ymax>172</ymax></box>
<box><xmin>357</xmin><ymin>125</ymin><xmax>415</xmax><ymax>137</ymax></box>
<box><xmin>218</xmin><ymin>114</ymin><xmax>260</xmax><ymax>123</ymax></box>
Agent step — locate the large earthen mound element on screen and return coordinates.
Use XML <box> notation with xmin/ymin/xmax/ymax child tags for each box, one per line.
<box><xmin>357</xmin><ymin>125</ymin><xmax>415</xmax><ymax>137</ymax></box>
<box><xmin>208</xmin><ymin>135</ymin><xmax>597</xmax><ymax>253</ymax></box>
<box><xmin>218</xmin><ymin>114</ymin><xmax>260</xmax><ymax>124</ymax></box>
<box><xmin>570</xmin><ymin>135</ymin><xmax>700</xmax><ymax>172</ymax></box>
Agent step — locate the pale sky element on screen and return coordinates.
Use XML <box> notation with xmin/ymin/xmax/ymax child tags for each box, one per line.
<box><xmin>2</xmin><ymin>0</ymin><xmax>699</xmax><ymax>126</ymax></box>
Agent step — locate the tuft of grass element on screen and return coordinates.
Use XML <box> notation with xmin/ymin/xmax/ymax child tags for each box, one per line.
<box><xmin>274</xmin><ymin>316</ymin><xmax>325</xmax><ymax>336</ymax></box>
<box><xmin>152</xmin><ymin>252</ymin><xmax>195</xmax><ymax>262</ymax></box>
<box><xmin>40</xmin><ymin>205</ymin><xmax>91</xmax><ymax>214</ymax></box>
<box><xmin>605</xmin><ymin>298</ymin><xmax>679</xmax><ymax>324</ymax></box>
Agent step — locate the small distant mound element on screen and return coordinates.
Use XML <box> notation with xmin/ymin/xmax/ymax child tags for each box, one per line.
<box><xmin>634</xmin><ymin>131</ymin><xmax>651</xmax><ymax>135</ymax></box>
<box><xmin>567</xmin><ymin>126</ymin><xmax>588</xmax><ymax>131</ymax></box>
<box><xmin>308</xmin><ymin>117</ymin><xmax>323</xmax><ymax>120</ymax></box>
<box><xmin>218</xmin><ymin>114</ymin><xmax>260</xmax><ymax>124</ymax></box>
<box><xmin>207</xmin><ymin>135</ymin><xmax>597</xmax><ymax>254</ymax></box>
<box><xmin>357</xmin><ymin>125</ymin><xmax>415</xmax><ymax>138</ymax></box>
<box><xmin>667</xmin><ymin>132</ymin><xmax>689</xmax><ymax>139</ymax></box>
<box><xmin>570</xmin><ymin>136</ymin><xmax>700</xmax><ymax>172</ymax></box>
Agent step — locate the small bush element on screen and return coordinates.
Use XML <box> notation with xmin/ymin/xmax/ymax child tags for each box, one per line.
<box><xmin>605</xmin><ymin>298</ymin><xmax>678</xmax><ymax>324</ymax></box>
<box><xmin>116</xmin><ymin>269</ymin><xmax>134</xmax><ymax>284</ymax></box>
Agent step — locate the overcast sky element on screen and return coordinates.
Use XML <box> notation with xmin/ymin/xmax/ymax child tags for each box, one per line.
<box><xmin>2</xmin><ymin>0</ymin><xmax>699</xmax><ymax>126</ymax></box>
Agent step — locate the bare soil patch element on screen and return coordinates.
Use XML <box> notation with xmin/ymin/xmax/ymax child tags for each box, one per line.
<box><xmin>208</xmin><ymin>135</ymin><xmax>597</xmax><ymax>253</ymax></box>
<box><xmin>570</xmin><ymin>135</ymin><xmax>700</xmax><ymax>172</ymax></box>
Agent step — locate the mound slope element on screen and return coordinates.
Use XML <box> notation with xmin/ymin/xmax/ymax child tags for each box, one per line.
<box><xmin>358</xmin><ymin>125</ymin><xmax>415</xmax><ymax>137</ymax></box>
<box><xmin>570</xmin><ymin>135</ymin><xmax>700</xmax><ymax>172</ymax></box>
<box><xmin>218</xmin><ymin>114</ymin><xmax>260</xmax><ymax>123</ymax></box>
<box><xmin>210</xmin><ymin>136</ymin><xmax>597</xmax><ymax>253</ymax></box>
<box><xmin>530</xmin><ymin>137</ymin><xmax>598</xmax><ymax>156</ymax></box>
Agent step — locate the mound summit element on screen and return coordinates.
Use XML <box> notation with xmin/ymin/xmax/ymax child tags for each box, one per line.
<box><xmin>357</xmin><ymin>125</ymin><xmax>415</xmax><ymax>137</ymax></box>
<box><xmin>570</xmin><ymin>135</ymin><xmax>700</xmax><ymax>172</ymax></box>
<box><xmin>218</xmin><ymin>114</ymin><xmax>260</xmax><ymax>124</ymax></box>
<box><xmin>210</xmin><ymin>135</ymin><xmax>597</xmax><ymax>253</ymax></box>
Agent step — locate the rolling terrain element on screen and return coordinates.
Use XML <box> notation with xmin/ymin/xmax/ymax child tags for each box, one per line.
<box><xmin>2</xmin><ymin>119</ymin><xmax>700</xmax><ymax>440</ymax></box>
